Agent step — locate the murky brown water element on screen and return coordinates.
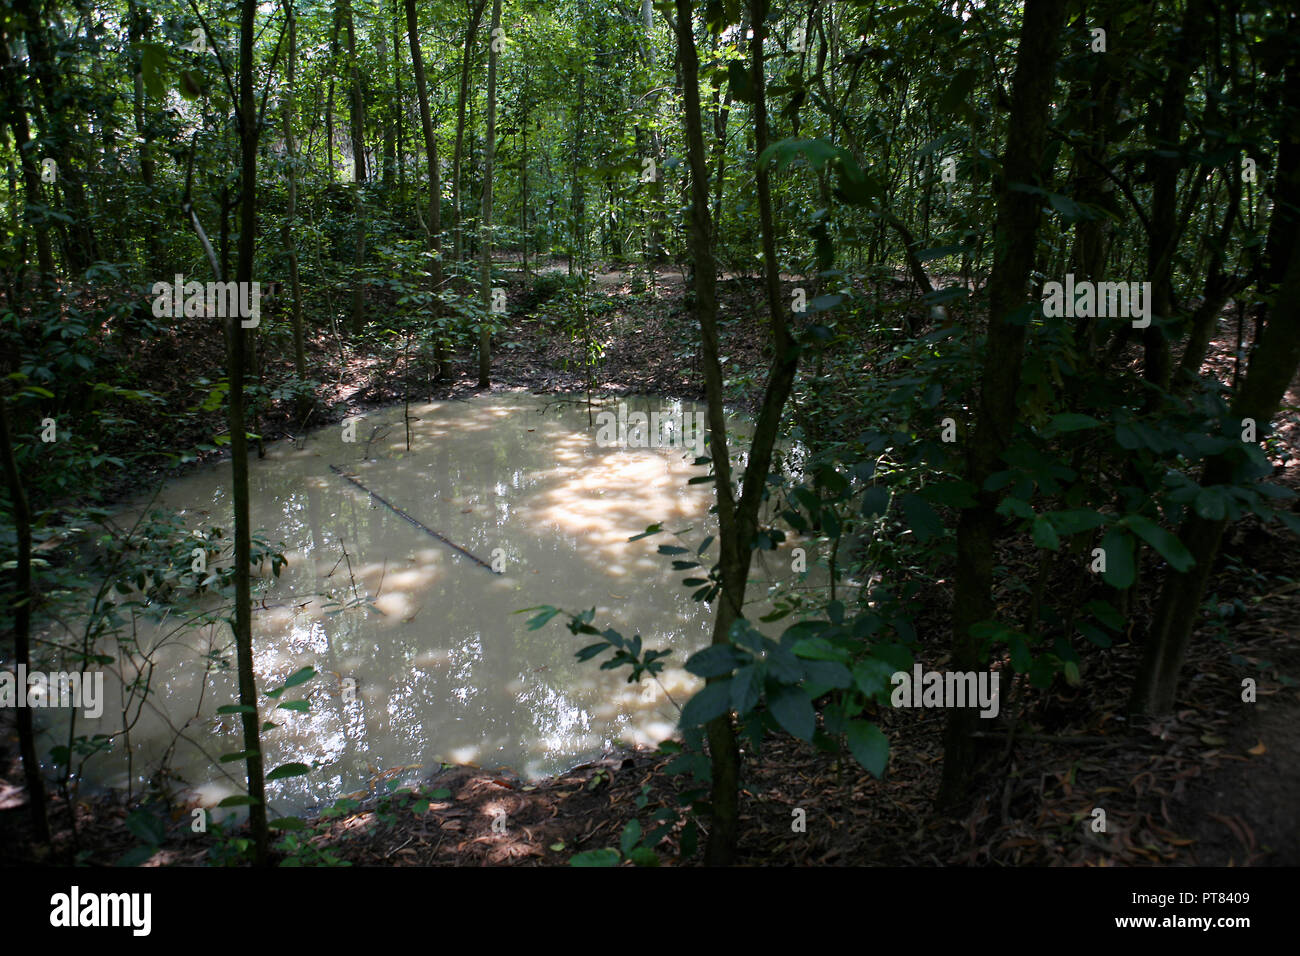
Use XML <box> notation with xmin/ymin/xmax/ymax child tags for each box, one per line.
<box><xmin>44</xmin><ymin>393</ymin><xmax>801</xmax><ymax>817</ymax></box>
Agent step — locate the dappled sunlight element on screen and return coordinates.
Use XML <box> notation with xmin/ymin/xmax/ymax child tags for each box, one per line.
<box><xmin>49</xmin><ymin>393</ymin><xmax>757</xmax><ymax>815</ymax></box>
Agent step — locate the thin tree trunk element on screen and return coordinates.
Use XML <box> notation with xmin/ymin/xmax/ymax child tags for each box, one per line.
<box><xmin>453</xmin><ymin>0</ymin><xmax>489</xmax><ymax>273</ymax></box>
<box><xmin>378</xmin><ymin>31</ymin><xmax>396</xmax><ymax>193</ymax></box>
<box><xmin>128</xmin><ymin>1</ymin><xmax>159</xmax><ymax>265</ymax></box>
<box><xmin>234</xmin><ymin>0</ymin><xmax>269</xmax><ymax>865</ymax></box>
<box><xmin>1130</xmin><ymin>45</ymin><xmax>1300</xmax><ymax>715</ymax></box>
<box><xmin>283</xmin><ymin>0</ymin><xmax>309</xmax><ymax>418</ymax></box>
<box><xmin>1143</xmin><ymin>0</ymin><xmax>1211</xmax><ymax>394</ymax></box>
<box><xmin>406</xmin><ymin>0</ymin><xmax>448</xmax><ymax>378</ymax></box>
<box><xmin>17</xmin><ymin>0</ymin><xmax>97</xmax><ymax>270</ymax></box>
<box><xmin>478</xmin><ymin>0</ymin><xmax>501</xmax><ymax>387</ymax></box>
<box><xmin>344</xmin><ymin>0</ymin><xmax>367</xmax><ymax>334</ymax></box>
<box><xmin>1130</xmin><ymin>237</ymin><xmax>1300</xmax><ymax>714</ymax></box>
<box><xmin>674</xmin><ymin>0</ymin><xmax>803</xmax><ymax>866</ymax></box>
<box><xmin>937</xmin><ymin>0</ymin><xmax>1068</xmax><ymax>812</ymax></box>
<box><xmin>392</xmin><ymin>0</ymin><xmax>406</xmax><ymax>204</ymax></box>
<box><xmin>0</xmin><ymin>397</ymin><xmax>50</xmax><ymax>843</ymax></box>
<box><xmin>0</xmin><ymin>41</ymin><xmax>54</xmax><ymax>280</ymax></box>
<box><xmin>520</xmin><ymin>80</ymin><xmax>529</xmax><ymax>277</ymax></box>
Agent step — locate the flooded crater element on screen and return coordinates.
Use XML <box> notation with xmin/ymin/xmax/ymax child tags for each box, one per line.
<box><xmin>45</xmin><ymin>393</ymin><xmax>789</xmax><ymax>816</ymax></box>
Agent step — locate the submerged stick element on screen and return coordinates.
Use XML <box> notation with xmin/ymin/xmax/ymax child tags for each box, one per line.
<box><xmin>329</xmin><ymin>464</ymin><xmax>499</xmax><ymax>573</ymax></box>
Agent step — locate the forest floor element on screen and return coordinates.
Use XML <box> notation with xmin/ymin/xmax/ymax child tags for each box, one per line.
<box><xmin>2</xmin><ymin>260</ymin><xmax>1297</xmax><ymax>866</ymax></box>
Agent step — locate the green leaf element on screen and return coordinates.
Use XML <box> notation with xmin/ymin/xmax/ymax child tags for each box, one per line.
<box><xmin>727</xmin><ymin>61</ymin><xmax>755</xmax><ymax>103</ymax></box>
<box><xmin>626</xmin><ymin>847</ymin><xmax>660</xmax><ymax>866</ymax></box>
<box><xmin>767</xmin><ymin>684</ymin><xmax>815</xmax><ymax>741</ymax></box>
<box><xmin>1047</xmin><ymin>412</ymin><xmax>1102</xmax><ymax>434</ymax></box>
<box><xmin>730</xmin><ymin>664</ymin><xmax>762</xmax><ymax>715</ymax></box>
<box><xmin>276</xmin><ymin>700</ymin><xmax>310</xmax><ymax>712</ymax></box>
<box><xmin>125</xmin><ymin>809</ymin><xmax>166</xmax><ymax>846</ymax></box>
<box><xmin>901</xmin><ymin>493</ymin><xmax>943</xmax><ymax>543</ymax></box>
<box><xmin>620</xmin><ymin>818</ymin><xmax>642</xmax><ymax>855</ymax></box>
<box><xmin>281</xmin><ymin>666</ymin><xmax>316</xmax><ymax>690</ymax></box>
<box><xmin>1047</xmin><ymin>509</ymin><xmax>1108</xmax><ymax>536</ymax></box>
<box><xmin>265</xmin><ymin>762</ymin><xmax>312</xmax><ymax>781</ymax></box>
<box><xmin>937</xmin><ymin>67</ymin><xmax>978</xmax><ymax>115</ymax></box>
<box><xmin>846</xmin><ymin>720</ymin><xmax>890</xmax><ymax>778</ymax></box>
<box><xmin>217</xmin><ymin>794</ymin><xmax>256</xmax><ymax>808</ymax></box>
<box><xmin>116</xmin><ymin>845</ymin><xmax>158</xmax><ymax>867</ymax></box>
<box><xmin>801</xmin><ymin>660</ymin><xmax>852</xmax><ymax>688</ymax></box>
<box><xmin>216</xmin><ymin>704</ymin><xmax>256</xmax><ymax>715</ymax></box>
<box><xmin>1077</xmin><ymin>621</ymin><xmax>1112</xmax><ymax>648</ymax></box>
<box><xmin>1194</xmin><ymin>486</ymin><xmax>1228</xmax><ymax>521</ymax></box>
<box><xmin>679</xmin><ymin>679</ymin><xmax>733</xmax><ymax>728</ymax></box>
<box><xmin>1084</xmin><ymin>599</ymin><xmax>1125</xmax><ymax>631</ymax></box>
<box><xmin>1032</xmin><ymin>516</ymin><xmax>1061</xmax><ymax>551</ymax></box>
<box><xmin>852</xmin><ymin>658</ymin><xmax>895</xmax><ymax>700</ymax></box>
<box><xmin>1125</xmin><ymin>515</ymin><xmax>1194</xmax><ymax>572</ymax></box>
<box><xmin>525</xmin><ymin>606</ymin><xmax>561</xmax><ymax>630</ymax></box>
<box><xmin>791</xmin><ymin>637</ymin><xmax>850</xmax><ymax>662</ymax></box>
<box><xmin>759</xmin><ymin>137</ymin><xmax>841</xmax><ymax>173</ymax></box>
<box><xmin>569</xmin><ymin>848</ymin><xmax>621</xmax><ymax>867</ymax></box>
<box><xmin>921</xmin><ymin>480</ymin><xmax>977</xmax><ymax>509</ymax></box>
<box><xmin>138</xmin><ymin>42</ymin><xmax>169</xmax><ymax>100</ymax></box>
<box><xmin>219</xmin><ymin>750</ymin><xmax>258</xmax><ymax>763</ymax></box>
<box><xmin>684</xmin><ymin>644</ymin><xmax>741</xmax><ymax>678</ymax></box>
<box><xmin>861</xmin><ymin>486</ymin><xmax>891</xmax><ymax>517</ymax></box>
<box><xmin>1100</xmin><ymin>528</ymin><xmax>1135</xmax><ymax>589</ymax></box>
<box><xmin>269</xmin><ymin>816</ymin><xmax>307</xmax><ymax>831</ymax></box>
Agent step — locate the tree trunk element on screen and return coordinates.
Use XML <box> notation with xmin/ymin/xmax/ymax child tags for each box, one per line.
<box><xmin>406</xmin><ymin>0</ymin><xmax>448</xmax><ymax>379</ymax></box>
<box><xmin>0</xmin><ymin>40</ymin><xmax>54</xmax><ymax>280</ymax></box>
<box><xmin>0</xmin><ymin>397</ymin><xmax>50</xmax><ymax>843</ymax></box>
<box><xmin>674</xmin><ymin>0</ymin><xmax>803</xmax><ymax>865</ymax></box>
<box><xmin>478</xmin><ymin>0</ymin><xmax>501</xmax><ymax>388</ymax></box>
<box><xmin>378</xmin><ymin>31</ymin><xmax>396</xmax><ymax>193</ymax></box>
<box><xmin>1142</xmin><ymin>0</ymin><xmax>1211</xmax><ymax>395</ymax></box>
<box><xmin>234</xmin><ymin>0</ymin><xmax>269</xmax><ymax>865</ymax></box>
<box><xmin>283</xmin><ymin>0</ymin><xmax>310</xmax><ymax>419</ymax></box>
<box><xmin>1130</xmin><ymin>237</ymin><xmax>1300</xmax><ymax>714</ymax></box>
<box><xmin>453</xmin><ymin>0</ymin><xmax>489</xmax><ymax>273</ymax></box>
<box><xmin>17</xmin><ymin>0</ymin><xmax>97</xmax><ymax>270</ymax></box>
<box><xmin>937</xmin><ymin>0</ymin><xmax>1068</xmax><ymax>812</ymax></box>
<box><xmin>128</xmin><ymin>1</ymin><xmax>159</xmax><ymax>265</ymax></box>
<box><xmin>344</xmin><ymin>0</ymin><xmax>367</xmax><ymax>335</ymax></box>
<box><xmin>1130</xmin><ymin>45</ymin><xmax>1300</xmax><ymax>715</ymax></box>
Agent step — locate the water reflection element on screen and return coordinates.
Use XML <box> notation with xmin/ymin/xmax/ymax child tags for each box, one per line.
<box><xmin>45</xmin><ymin>393</ymin><xmax>789</xmax><ymax>816</ymax></box>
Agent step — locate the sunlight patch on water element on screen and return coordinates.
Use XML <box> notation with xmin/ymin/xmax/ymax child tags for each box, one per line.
<box><xmin>38</xmin><ymin>392</ymin><xmax>802</xmax><ymax>817</ymax></box>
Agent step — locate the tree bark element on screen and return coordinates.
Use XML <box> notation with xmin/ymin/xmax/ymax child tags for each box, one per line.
<box><xmin>343</xmin><ymin>0</ymin><xmax>368</xmax><ymax>335</ymax></box>
<box><xmin>937</xmin><ymin>0</ymin><xmax>1068</xmax><ymax>812</ymax></box>
<box><xmin>1130</xmin><ymin>236</ymin><xmax>1300</xmax><ymax>714</ymax></box>
<box><xmin>478</xmin><ymin>0</ymin><xmax>501</xmax><ymax>387</ymax></box>
<box><xmin>1142</xmin><ymin>0</ymin><xmax>1211</xmax><ymax>395</ymax></box>
<box><xmin>282</xmin><ymin>0</ymin><xmax>310</xmax><ymax>418</ymax></box>
<box><xmin>1130</xmin><ymin>44</ymin><xmax>1300</xmax><ymax>714</ymax></box>
<box><xmin>453</xmin><ymin>0</ymin><xmax>489</xmax><ymax>272</ymax></box>
<box><xmin>234</xmin><ymin>0</ymin><xmax>269</xmax><ymax>865</ymax></box>
<box><xmin>0</xmin><ymin>396</ymin><xmax>50</xmax><ymax>843</ymax></box>
<box><xmin>406</xmin><ymin>0</ymin><xmax>448</xmax><ymax>378</ymax></box>
<box><xmin>0</xmin><ymin>39</ymin><xmax>54</xmax><ymax>280</ymax></box>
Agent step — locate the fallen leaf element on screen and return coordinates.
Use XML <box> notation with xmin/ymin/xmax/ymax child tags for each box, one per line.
<box><xmin>1247</xmin><ymin>740</ymin><xmax>1267</xmax><ymax>755</ymax></box>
